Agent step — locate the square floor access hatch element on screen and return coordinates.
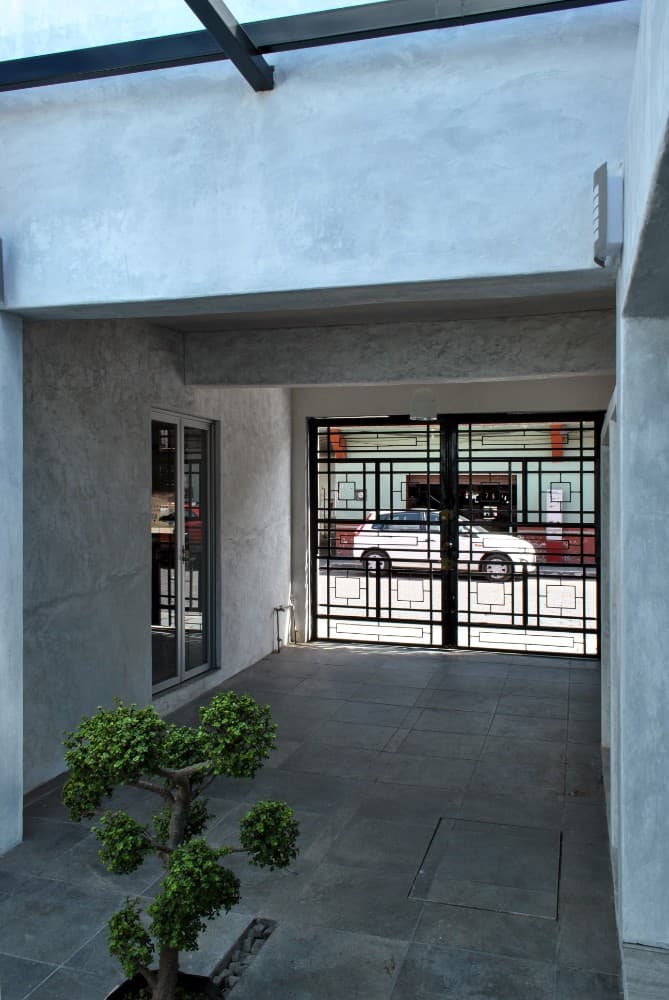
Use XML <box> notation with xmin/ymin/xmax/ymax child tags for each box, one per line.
<box><xmin>410</xmin><ymin>819</ymin><xmax>562</xmax><ymax>920</ymax></box>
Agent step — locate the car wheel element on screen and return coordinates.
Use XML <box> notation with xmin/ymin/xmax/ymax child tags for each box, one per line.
<box><xmin>480</xmin><ymin>553</ymin><xmax>513</xmax><ymax>582</ymax></box>
<box><xmin>362</xmin><ymin>549</ymin><xmax>391</xmax><ymax>573</ymax></box>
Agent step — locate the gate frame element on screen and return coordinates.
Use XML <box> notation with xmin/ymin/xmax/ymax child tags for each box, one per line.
<box><xmin>307</xmin><ymin>410</ymin><xmax>604</xmax><ymax>657</ymax></box>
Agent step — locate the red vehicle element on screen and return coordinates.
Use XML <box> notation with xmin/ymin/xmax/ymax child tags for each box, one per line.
<box><xmin>156</xmin><ymin>505</ymin><xmax>203</xmax><ymax>546</ymax></box>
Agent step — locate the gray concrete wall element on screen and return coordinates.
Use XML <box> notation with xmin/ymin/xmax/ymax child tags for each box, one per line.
<box><xmin>621</xmin><ymin>0</ymin><xmax>669</xmax><ymax>316</ymax></box>
<box><xmin>616</xmin><ymin>315</ymin><xmax>669</xmax><ymax>948</ymax></box>
<box><xmin>291</xmin><ymin>373</ymin><xmax>614</xmax><ymax>642</ymax></box>
<box><xmin>606</xmin><ymin>407</ymin><xmax>621</xmax><ymax>903</ymax></box>
<box><xmin>0</xmin><ymin>4</ymin><xmax>638</xmax><ymax>312</ymax></box>
<box><xmin>185</xmin><ymin>311</ymin><xmax>615</xmax><ymax>387</ymax></box>
<box><xmin>608</xmin><ymin>0</ymin><xmax>669</xmax><ymax>974</ymax></box>
<box><xmin>23</xmin><ymin>320</ymin><xmax>291</xmax><ymax>792</ymax></box>
<box><xmin>600</xmin><ymin>432</ymin><xmax>611</xmax><ymax>749</ymax></box>
<box><xmin>0</xmin><ymin>312</ymin><xmax>23</xmax><ymax>852</ymax></box>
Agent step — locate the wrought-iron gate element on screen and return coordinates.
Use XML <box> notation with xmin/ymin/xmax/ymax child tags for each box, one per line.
<box><xmin>310</xmin><ymin>415</ymin><xmax>600</xmax><ymax>656</ymax></box>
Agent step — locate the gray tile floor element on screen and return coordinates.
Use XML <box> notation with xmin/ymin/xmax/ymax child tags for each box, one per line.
<box><xmin>0</xmin><ymin>644</ymin><xmax>622</xmax><ymax>999</ymax></box>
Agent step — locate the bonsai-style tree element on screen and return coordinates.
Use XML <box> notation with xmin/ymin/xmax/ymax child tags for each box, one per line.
<box><xmin>62</xmin><ymin>692</ymin><xmax>299</xmax><ymax>1000</ymax></box>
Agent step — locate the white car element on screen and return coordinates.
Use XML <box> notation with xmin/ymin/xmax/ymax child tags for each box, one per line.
<box><xmin>352</xmin><ymin>509</ymin><xmax>537</xmax><ymax>581</ymax></box>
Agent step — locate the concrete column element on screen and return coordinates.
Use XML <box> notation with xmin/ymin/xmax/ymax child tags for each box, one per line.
<box><xmin>0</xmin><ymin>312</ymin><xmax>23</xmax><ymax>853</ymax></box>
<box><xmin>606</xmin><ymin>409</ymin><xmax>621</xmax><ymax>895</ymax></box>
<box><xmin>617</xmin><ymin>315</ymin><xmax>669</xmax><ymax>947</ymax></box>
<box><xmin>600</xmin><ymin>430</ymin><xmax>611</xmax><ymax>749</ymax></box>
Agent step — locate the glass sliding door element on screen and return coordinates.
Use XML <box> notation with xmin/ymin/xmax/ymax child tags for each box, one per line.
<box><xmin>151</xmin><ymin>413</ymin><xmax>213</xmax><ymax>691</ymax></box>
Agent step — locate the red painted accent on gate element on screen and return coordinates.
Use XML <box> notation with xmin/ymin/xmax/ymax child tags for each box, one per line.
<box><xmin>329</xmin><ymin>428</ymin><xmax>347</xmax><ymax>458</ymax></box>
<box><xmin>550</xmin><ymin>423</ymin><xmax>564</xmax><ymax>458</ymax></box>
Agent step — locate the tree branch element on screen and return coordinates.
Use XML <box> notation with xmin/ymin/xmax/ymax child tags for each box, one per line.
<box><xmin>129</xmin><ymin>779</ymin><xmax>173</xmax><ymax>802</ymax></box>
<box><xmin>156</xmin><ymin>761</ymin><xmax>212</xmax><ymax>782</ymax></box>
<box><xmin>141</xmin><ymin>829</ymin><xmax>172</xmax><ymax>854</ymax></box>
<box><xmin>193</xmin><ymin>774</ymin><xmax>216</xmax><ymax>797</ymax></box>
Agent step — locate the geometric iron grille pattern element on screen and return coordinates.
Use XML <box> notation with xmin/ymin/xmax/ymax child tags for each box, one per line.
<box><xmin>311</xmin><ymin>416</ymin><xmax>600</xmax><ymax>656</ymax></box>
<box><xmin>312</xmin><ymin>420</ymin><xmax>443</xmax><ymax>646</ymax></box>
<box><xmin>457</xmin><ymin>420</ymin><xmax>599</xmax><ymax>655</ymax></box>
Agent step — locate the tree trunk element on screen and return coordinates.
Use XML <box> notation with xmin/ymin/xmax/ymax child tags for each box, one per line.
<box><xmin>153</xmin><ymin>947</ymin><xmax>179</xmax><ymax>1000</ymax></box>
<box><xmin>168</xmin><ymin>782</ymin><xmax>191</xmax><ymax>848</ymax></box>
<box><xmin>153</xmin><ymin>778</ymin><xmax>192</xmax><ymax>997</ymax></box>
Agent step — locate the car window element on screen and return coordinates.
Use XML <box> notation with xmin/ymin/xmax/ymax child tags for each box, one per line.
<box><xmin>394</xmin><ymin>511</ymin><xmax>425</xmax><ymax>532</ymax></box>
<box><xmin>376</xmin><ymin>511</ymin><xmax>425</xmax><ymax>532</ymax></box>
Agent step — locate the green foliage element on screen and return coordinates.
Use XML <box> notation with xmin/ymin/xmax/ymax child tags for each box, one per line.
<box><xmin>198</xmin><ymin>692</ymin><xmax>276</xmax><ymax>779</ymax></box>
<box><xmin>147</xmin><ymin>839</ymin><xmax>241</xmax><ymax>952</ymax></box>
<box><xmin>152</xmin><ymin>799</ymin><xmax>210</xmax><ymax>845</ymax></box>
<box><xmin>159</xmin><ymin>724</ymin><xmax>207</xmax><ymax>774</ymax></box>
<box><xmin>108</xmin><ymin>898</ymin><xmax>154</xmax><ymax>979</ymax></box>
<box><xmin>63</xmin><ymin>701</ymin><xmax>166</xmax><ymax>820</ymax></box>
<box><xmin>62</xmin><ymin>693</ymin><xmax>299</xmax><ymax>999</ymax></box>
<box><xmin>240</xmin><ymin>800</ymin><xmax>300</xmax><ymax>870</ymax></box>
<box><xmin>93</xmin><ymin>811</ymin><xmax>152</xmax><ymax>874</ymax></box>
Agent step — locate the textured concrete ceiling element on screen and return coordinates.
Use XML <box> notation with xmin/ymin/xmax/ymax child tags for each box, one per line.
<box><xmin>17</xmin><ymin>270</ymin><xmax>616</xmax><ymax>332</ymax></box>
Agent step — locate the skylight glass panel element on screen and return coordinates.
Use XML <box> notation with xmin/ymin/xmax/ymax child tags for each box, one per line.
<box><xmin>1</xmin><ymin>1</ymin><xmax>392</xmax><ymax>61</ymax></box>
<box><xmin>235</xmin><ymin>1</ymin><xmax>388</xmax><ymax>22</ymax></box>
<box><xmin>1</xmin><ymin>0</ymin><xmax>202</xmax><ymax>61</ymax></box>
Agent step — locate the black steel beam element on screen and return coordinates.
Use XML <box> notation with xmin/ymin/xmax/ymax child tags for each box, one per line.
<box><xmin>182</xmin><ymin>0</ymin><xmax>273</xmax><ymax>91</ymax></box>
<box><xmin>0</xmin><ymin>32</ymin><xmax>223</xmax><ymax>92</ymax></box>
<box><xmin>248</xmin><ymin>0</ymin><xmax>627</xmax><ymax>53</ymax></box>
<box><xmin>0</xmin><ymin>0</ymin><xmax>627</xmax><ymax>93</ymax></box>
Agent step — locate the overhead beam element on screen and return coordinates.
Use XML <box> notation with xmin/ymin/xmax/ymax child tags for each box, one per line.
<box><xmin>0</xmin><ymin>33</ymin><xmax>223</xmax><ymax>92</ymax></box>
<box><xmin>248</xmin><ymin>0</ymin><xmax>628</xmax><ymax>53</ymax></box>
<box><xmin>182</xmin><ymin>0</ymin><xmax>273</xmax><ymax>91</ymax></box>
<box><xmin>0</xmin><ymin>0</ymin><xmax>627</xmax><ymax>93</ymax></box>
<box><xmin>183</xmin><ymin>312</ymin><xmax>616</xmax><ymax>387</ymax></box>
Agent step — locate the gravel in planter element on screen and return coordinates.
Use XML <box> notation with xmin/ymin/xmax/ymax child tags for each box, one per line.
<box><xmin>211</xmin><ymin>918</ymin><xmax>277</xmax><ymax>995</ymax></box>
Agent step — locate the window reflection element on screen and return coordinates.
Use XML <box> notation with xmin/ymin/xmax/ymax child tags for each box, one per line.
<box><xmin>184</xmin><ymin>426</ymin><xmax>209</xmax><ymax>673</ymax></box>
<box><xmin>151</xmin><ymin>420</ymin><xmax>178</xmax><ymax>685</ymax></box>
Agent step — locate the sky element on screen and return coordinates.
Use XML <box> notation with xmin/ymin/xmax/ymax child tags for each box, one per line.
<box><xmin>1</xmin><ymin>0</ymin><xmax>383</xmax><ymax>61</ymax></box>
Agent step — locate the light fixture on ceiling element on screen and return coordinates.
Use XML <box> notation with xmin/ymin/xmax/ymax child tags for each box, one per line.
<box><xmin>409</xmin><ymin>388</ymin><xmax>437</xmax><ymax>421</ymax></box>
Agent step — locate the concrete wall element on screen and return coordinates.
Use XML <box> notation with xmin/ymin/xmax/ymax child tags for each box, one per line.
<box><xmin>185</xmin><ymin>311</ymin><xmax>615</xmax><ymax>387</ymax></box>
<box><xmin>615</xmin><ymin>315</ymin><xmax>669</xmax><ymax>948</ymax></box>
<box><xmin>23</xmin><ymin>319</ymin><xmax>291</xmax><ymax>792</ymax></box>
<box><xmin>0</xmin><ymin>313</ymin><xmax>23</xmax><ymax>852</ymax></box>
<box><xmin>600</xmin><ymin>428</ymin><xmax>611</xmax><ymax>748</ymax></box>
<box><xmin>0</xmin><ymin>3</ymin><xmax>638</xmax><ymax>313</ymax></box>
<box><xmin>621</xmin><ymin>0</ymin><xmax>669</xmax><ymax>316</ymax></box>
<box><xmin>603</xmin><ymin>404</ymin><xmax>621</xmax><ymax>894</ymax></box>
<box><xmin>291</xmin><ymin>373</ymin><xmax>614</xmax><ymax>641</ymax></box>
<box><xmin>608</xmin><ymin>0</ymin><xmax>669</xmax><ymax>971</ymax></box>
